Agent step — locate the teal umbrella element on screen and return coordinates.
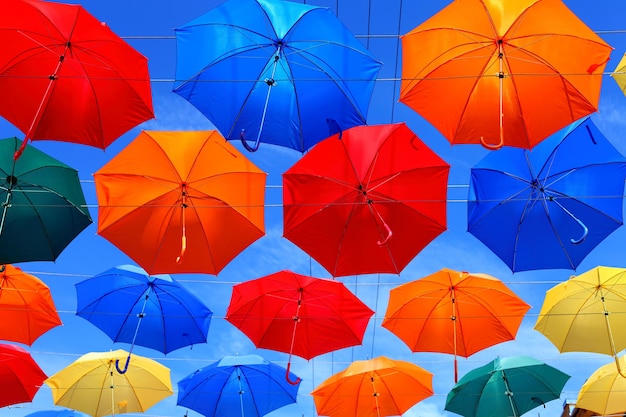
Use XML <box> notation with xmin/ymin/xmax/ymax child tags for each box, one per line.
<box><xmin>0</xmin><ymin>137</ymin><xmax>92</xmax><ymax>263</ymax></box>
<box><xmin>445</xmin><ymin>356</ymin><xmax>570</xmax><ymax>417</ymax></box>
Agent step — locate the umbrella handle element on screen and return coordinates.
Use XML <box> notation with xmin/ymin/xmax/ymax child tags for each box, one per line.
<box><xmin>115</xmin><ymin>355</ymin><xmax>131</xmax><ymax>374</ymax></box>
<box><xmin>376</xmin><ymin>221</ymin><xmax>393</xmax><ymax>246</ymax></box>
<box><xmin>240</xmin><ymin>130</ymin><xmax>260</xmax><ymax>152</ymax></box>
<box><xmin>480</xmin><ymin>125</ymin><xmax>504</xmax><ymax>150</ymax></box>
<box><xmin>285</xmin><ymin>362</ymin><xmax>301</xmax><ymax>385</ymax></box>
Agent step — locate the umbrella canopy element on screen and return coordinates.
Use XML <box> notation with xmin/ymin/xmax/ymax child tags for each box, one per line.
<box><xmin>0</xmin><ymin>0</ymin><xmax>153</xmax><ymax>156</ymax></box>
<box><xmin>445</xmin><ymin>356</ymin><xmax>570</xmax><ymax>417</ymax></box>
<box><xmin>575</xmin><ymin>356</ymin><xmax>626</xmax><ymax>416</ymax></box>
<box><xmin>0</xmin><ymin>343</ymin><xmax>47</xmax><ymax>408</ymax></box>
<box><xmin>94</xmin><ymin>130</ymin><xmax>266</xmax><ymax>275</ymax></box>
<box><xmin>0</xmin><ymin>137</ymin><xmax>92</xmax><ymax>264</ymax></box>
<box><xmin>173</xmin><ymin>0</ymin><xmax>381</xmax><ymax>153</ymax></box>
<box><xmin>26</xmin><ymin>411</ymin><xmax>88</xmax><ymax>417</ymax></box>
<box><xmin>225</xmin><ymin>270</ymin><xmax>374</xmax><ymax>382</ymax></box>
<box><xmin>283</xmin><ymin>123</ymin><xmax>449</xmax><ymax>277</ymax></box>
<box><xmin>400</xmin><ymin>0</ymin><xmax>611</xmax><ymax>149</ymax></box>
<box><xmin>45</xmin><ymin>349</ymin><xmax>173</xmax><ymax>417</ymax></box>
<box><xmin>0</xmin><ymin>264</ymin><xmax>61</xmax><ymax>345</ymax></box>
<box><xmin>382</xmin><ymin>268</ymin><xmax>530</xmax><ymax>382</ymax></box>
<box><xmin>75</xmin><ymin>265</ymin><xmax>213</xmax><ymax>357</ymax></box>
<box><xmin>468</xmin><ymin>117</ymin><xmax>626</xmax><ymax>272</ymax></box>
<box><xmin>177</xmin><ymin>354</ymin><xmax>300</xmax><ymax>417</ymax></box>
<box><xmin>311</xmin><ymin>356</ymin><xmax>433</xmax><ymax>417</ymax></box>
<box><xmin>611</xmin><ymin>53</ymin><xmax>626</xmax><ymax>95</ymax></box>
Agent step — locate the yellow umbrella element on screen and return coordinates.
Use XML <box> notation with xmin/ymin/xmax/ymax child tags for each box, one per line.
<box><xmin>611</xmin><ymin>53</ymin><xmax>626</xmax><ymax>95</ymax></box>
<box><xmin>44</xmin><ymin>350</ymin><xmax>173</xmax><ymax>417</ymax></box>
<box><xmin>534</xmin><ymin>266</ymin><xmax>626</xmax><ymax>375</ymax></box>
<box><xmin>576</xmin><ymin>356</ymin><xmax>626</xmax><ymax>416</ymax></box>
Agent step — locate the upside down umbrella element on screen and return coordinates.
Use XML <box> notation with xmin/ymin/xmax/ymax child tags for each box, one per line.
<box><xmin>177</xmin><ymin>354</ymin><xmax>300</xmax><ymax>417</ymax></box>
<box><xmin>0</xmin><ymin>343</ymin><xmax>47</xmax><ymax>408</ymax></box>
<box><xmin>575</xmin><ymin>356</ymin><xmax>626</xmax><ymax>416</ymax></box>
<box><xmin>311</xmin><ymin>356</ymin><xmax>433</xmax><ymax>417</ymax></box>
<box><xmin>445</xmin><ymin>356</ymin><xmax>570</xmax><ymax>417</ymax></box>
<box><xmin>0</xmin><ymin>137</ymin><xmax>92</xmax><ymax>264</ymax></box>
<box><xmin>382</xmin><ymin>268</ymin><xmax>530</xmax><ymax>382</ymax></box>
<box><xmin>45</xmin><ymin>350</ymin><xmax>173</xmax><ymax>417</ymax></box>
<box><xmin>468</xmin><ymin>117</ymin><xmax>626</xmax><ymax>272</ymax></box>
<box><xmin>95</xmin><ymin>130</ymin><xmax>266</xmax><ymax>275</ymax></box>
<box><xmin>534</xmin><ymin>266</ymin><xmax>626</xmax><ymax>376</ymax></box>
<box><xmin>400</xmin><ymin>0</ymin><xmax>612</xmax><ymax>149</ymax></box>
<box><xmin>0</xmin><ymin>0</ymin><xmax>154</xmax><ymax>158</ymax></box>
<box><xmin>0</xmin><ymin>264</ymin><xmax>61</xmax><ymax>345</ymax></box>
<box><xmin>225</xmin><ymin>270</ymin><xmax>374</xmax><ymax>384</ymax></box>
<box><xmin>173</xmin><ymin>0</ymin><xmax>381</xmax><ymax>152</ymax></box>
<box><xmin>283</xmin><ymin>123</ymin><xmax>449</xmax><ymax>277</ymax></box>
<box><xmin>75</xmin><ymin>265</ymin><xmax>213</xmax><ymax>371</ymax></box>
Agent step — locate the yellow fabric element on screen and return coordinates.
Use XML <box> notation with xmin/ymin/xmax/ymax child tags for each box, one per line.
<box><xmin>576</xmin><ymin>356</ymin><xmax>626</xmax><ymax>416</ymax></box>
<box><xmin>611</xmin><ymin>53</ymin><xmax>626</xmax><ymax>95</ymax></box>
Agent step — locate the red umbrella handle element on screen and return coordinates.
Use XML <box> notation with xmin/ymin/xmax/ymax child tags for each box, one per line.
<box><xmin>285</xmin><ymin>361</ymin><xmax>301</xmax><ymax>385</ymax></box>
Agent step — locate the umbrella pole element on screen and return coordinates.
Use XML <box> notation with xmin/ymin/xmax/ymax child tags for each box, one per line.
<box><xmin>600</xmin><ymin>293</ymin><xmax>626</xmax><ymax>378</ymax></box>
<box><xmin>0</xmin><ymin>187</ymin><xmax>13</xmax><ymax>237</ymax></box>
<box><xmin>116</xmin><ymin>287</ymin><xmax>152</xmax><ymax>374</ymax></box>
<box><xmin>236</xmin><ymin>368</ymin><xmax>245</xmax><ymax>417</ymax></box>
<box><xmin>501</xmin><ymin>370</ymin><xmax>519</xmax><ymax>417</ymax></box>
<box><xmin>480</xmin><ymin>39</ymin><xmax>504</xmax><ymax>150</ymax></box>
<box><xmin>110</xmin><ymin>366</ymin><xmax>116</xmax><ymax>417</ymax></box>
<box><xmin>176</xmin><ymin>183</ymin><xmax>188</xmax><ymax>264</ymax></box>
<box><xmin>451</xmin><ymin>286</ymin><xmax>459</xmax><ymax>383</ymax></box>
<box><xmin>369</xmin><ymin>375</ymin><xmax>382</xmax><ymax>417</ymax></box>
<box><xmin>285</xmin><ymin>287</ymin><xmax>302</xmax><ymax>385</ymax></box>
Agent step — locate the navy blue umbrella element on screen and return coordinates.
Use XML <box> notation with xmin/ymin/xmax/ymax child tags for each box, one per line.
<box><xmin>468</xmin><ymin>117</ymin><xmax>626</xmax><ymax>272</ymax></box>
<box><xmin>177</xmin><ymin>354</ymin><xmax>300</xmax><ymax>417</ymax></box>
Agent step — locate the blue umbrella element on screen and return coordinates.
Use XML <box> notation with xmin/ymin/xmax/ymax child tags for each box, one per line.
<box><xmin>25</xmin><ymin>411</ymin><xmax>88</xmax><ymax>417</ymax></box>
<box><xmin>468</xmin><ymin>117</ymin><xmax>626</xmax><ymax>272</ymax></box>
<box><xmin>75</xmin><ymin>265</ymin><xmax>213</xmax><ymax>371</ymax></box>
<box><xmin>177</xmin><ymin>354</ymin><xmax>300</xmax><ymax>417</ymax></box>
<box><xmin>173</xmin><ymin>0</ymin><xmax>381</xmax><ymax>153</ymax></box>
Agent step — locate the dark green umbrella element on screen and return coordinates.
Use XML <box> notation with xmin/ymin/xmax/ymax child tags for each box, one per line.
<box><xmin>0</xmin><ymin>137</ymin><xmax>92</xmax><ymax>263</ymax></box>
<box><xmin>445</xmin><ymin>356</ymin><xmax>570</xmax><ymax>417</ymax></box>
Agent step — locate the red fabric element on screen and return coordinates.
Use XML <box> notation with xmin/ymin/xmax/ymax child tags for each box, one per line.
<box><xmin>0</xmin><ymin>343</ymin><xmax>47</xmax><ymax>407</ymax></box>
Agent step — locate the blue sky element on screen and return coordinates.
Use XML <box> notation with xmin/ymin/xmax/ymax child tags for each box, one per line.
<box><xmin>3</xmin><ymin>0</ymin><xmax>626</xmax><ymax>417</ymax></box>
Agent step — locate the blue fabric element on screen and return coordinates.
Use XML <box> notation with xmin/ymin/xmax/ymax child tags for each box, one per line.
<box><xmin>468</xmin><ymin>117</ymin><xmax>626</xmax><ymax>272</ymax></box>
<box><xmin>173</xmin><ymin>0</ymin><xmax>381</xmax><ymax>153</ymax></box>
<box><xmin>177</xmin><ymin>354</ymin><xmax>300</xmax><ymax>417</ymax></box>
<box><xmin>75</xmin><ymin>265</ymin><xmax>213</xmax><ymax>354</ymax></box>
<box><xmin>25</xmin><ymin>411</ymin><xmax>87</xmax><ymax>417</ymax></box>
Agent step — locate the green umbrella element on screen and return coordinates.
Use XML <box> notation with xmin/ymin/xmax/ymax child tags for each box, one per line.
<box><xmin>0</xmin><ymin>137</ymin><xmax>92</xmax><ymax>263</ymax></box>
<box><xmin>445</xmin><ymin>356</ymin><xmax>570</xmax><ymax>417</ymax></box>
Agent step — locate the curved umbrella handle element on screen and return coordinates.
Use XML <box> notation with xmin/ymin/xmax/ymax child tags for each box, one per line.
<box><xmin>480</xmin><ymin>125</ymin><xmax>504</xmax><ymax>150</ymax></box>
<box><xmin>176</xmin><ymin>235</ymin><xmax>187</xmax><ymax>264</ymax></box>
<box><xmin>240</xmin><ymin>130</ymin><xmax>260</xmax><ymax>152</ymax></box>
<box><xmin>115</xmin><ymin>355</ymin><xmax>131</xmax><ymax>374</ymax></box>
<box><xmin>285</xmin><ymin>362</ymin><xmax>301</xmax><ymax>385</ymax></box>
<box><xmin>376</xmin><ymin>221</ymin><xmax>393</xmax><ymax>246</ymax></box>
<box><xmin>570</xmin><ymin>218</ymin><xmax>589</xmax><ymax>245</ymax></box>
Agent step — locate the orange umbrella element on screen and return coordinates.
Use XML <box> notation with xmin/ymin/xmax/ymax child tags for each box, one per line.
<box><xmin>382</xmin><ymin>268</ymin><xmax>530</xmax><ymax>382</ymax></box>
<box><xmin>400</xmin><ymin>0</ymin><xmax>612</xmax><ymax>149</ymax></box>
<box><xmin>95</xmin><ymin>130</ymin><xmax>266</xmax><ymax>275</ymax></box>
<box><xmin>311</xmin><ymin>356</ymin><xmax>433</xmax><ymax>417</ymax></box>
<box><xmin>0</xmin><ymin>264</ymin><xmax>61</xmax><ymax>345</ymax></box>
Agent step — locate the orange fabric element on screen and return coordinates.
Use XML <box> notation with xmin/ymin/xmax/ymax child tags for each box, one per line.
<box><xmin>400</xmin><ymin>0</ymin><xmax>612</xmax><ymax>149</ymax></box>
<box><xmin>95</xmin><ymin>130</ymin><xmax>266</xmax><ymax>275</ymax></box>
<box><xmin>0</xmin><ymin>264</ymin><xmax>61</xmax><ymax>345</ymax></box>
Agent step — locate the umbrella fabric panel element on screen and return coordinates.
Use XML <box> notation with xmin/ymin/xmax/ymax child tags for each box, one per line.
<box><xmin>576</xmin><ymin>356</ymin><xmax>626</xmax><ymax>416</ymax></box>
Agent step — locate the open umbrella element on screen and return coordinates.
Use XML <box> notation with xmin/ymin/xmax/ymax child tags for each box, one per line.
<box><xmin>575</xmin><ymin>356</ymin><xmax>626</xmax><ymax>416</ymax></box>
<box><xmin>0</xmin><ymin>137</ymin><xmax>92</xmax><ymax>264</ymax></box>
<box><xmin>283</xmin><ymin>123</ymin><xmax>449</xmax><ymax>277</ymax></box>
<box><xmin>445</xmin><ymin>356</ymin><xmax>570</xmax><ymax>417</ymax></box>
<box><xmin>0</xmin><ymin>0</ymin><xmax>153</xmax><ymax>158</ymax></box>
<box><xmin>611</xmin><ymin>53</ymin><xmax>626</xmax><ymax>95</ymax></box>
<box><xmin>468</xmin><ymin>117</ymin><xmax>626</xmax><ymax>272</ymax></box>
<box><xmin>75</xmin><ymin>265</ymin><xmax>213</xmax><ymax>371</ymax></box>
<box><xmin>0</xmin><ymin>264</ymin><xmax>61</xmax><ymax>345</ymax></box>
<box><xmin>311</xmin><ymin>356</ymin><xmax>433</xmax><ymax>417</ymax></box>
<box><xmin>0</xmin><ymin>343</ymin><xmax>47</xmax><ymax>408</ymax></box>
<box><xmin>177</xmin><ymin>354</ymin><xmax>300</xmax><ymax>417</ymax></box>
<box><xmin>173</xmin><ymin>0</ymin><xmax>381</xmax><ymax>153</ymax></box>
<box><xmin>400</xmin><ymin>0</ymin><xmax>611</xmax><ymax>149</ymax></box>
<box><xmin>382</xmin><ymin>268</ymin><xmax>530</xmax><ymax>382</ymax></box>
<box><xmin>534</xmin><ymin>266</ymin><xmax>626</xmax><ymax>376</ymax></box>
<box><xmin>44</xmin><ymin>349</ymin><xmax>173</xmax><ymax>417</ymax></box>
<box><xmin>26</xmin><ymin>411</ymin><xmax>88</xmax><ymax>417</ymax></box>
<box><xmin>225</xmin><ymin>270</ymin><xmax>374</xmax><ymax>384</ymax></box>
<box><xmin>94</xmin><ymin>130</ymin><xmax>266</xmax><ymax>275</ymax></box>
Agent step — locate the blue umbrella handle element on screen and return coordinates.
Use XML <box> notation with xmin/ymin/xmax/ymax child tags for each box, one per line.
<box><xmin>115</xmin><ymin>355</ymin><xmax>131</xmax><ymax>374</ymax></box>
<box><xmin>549</xmin><ymin>197</ymin><xmax>588</xmax><ymax>244</ymax></box>
<box><xmin>240</xmin><ymin>130</ymin><xmax>261</xmax><ymax>152</ymax></box>
<box><xmin>285</xmin><ymin>362</ymin><xmax>301</xmax><ymax>385</ymax></box>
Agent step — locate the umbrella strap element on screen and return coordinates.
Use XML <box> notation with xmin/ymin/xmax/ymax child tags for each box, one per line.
<box><xmin>480</xmin><ymin>39</ymin><xmax>505</xmax><ymax>150</ymax></box>
<box><xmin>548</xmin><ymin>197</ymin><xmax>588</xmax><ymax>244</ymax></box>
<box><xmin>286</xmin><ymin>288</ymin><xmax>303</xmax><ymax>385</ymax></box>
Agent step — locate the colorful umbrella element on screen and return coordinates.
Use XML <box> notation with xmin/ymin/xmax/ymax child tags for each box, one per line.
<box><xmin>75</xmin><ymin>265</ymin><xmax>213</xmax><ymax>370</ymax></box>
<box><xmin>311</xmin><ymin>356</ymin><xmax>433</xmax><ymax>417</ymax></box>
<box><xmin>173</xmin><ymin>0</ymin><xmax>381</xmax><ymax>152</ymax></box>
<box><xmin>177</xmin><ymin>354</ymin><xmax>300</xmax><ymax>417</ymax></box>
<box><xmin>0</xmin><ymin>0</ymin><xmax>153</xmax><ymax>157</ymax></box>
<box><xmin>575</xmin><ymin>356</ymin><xmax>626</xmax><ymax>416</ymax></box>
<box><xmin>534</xmin><ymin>266</ymin><xmax>626</xmax><ymax>376</ymax></box>
<box><xmin>0</xmin><ymin>137</ymin><xmax>92</xmax><ymax>264</ymax></box>
<box><xmin>400</xmin><ymin>0</ymin><xmax>611</xmax><ymax>149</ymax></box>
<box><xmin>468</xmin><ymin>117</ymin><xmax>626</xmax><ymax>272</ymax></box>
<box><xmin>611</xmin><ymin>52</ymin><xmax>626</xmax><ymax>95</ymax></box>
<box><xmin>283</xmin><ymin>123</ymin><xmax>449</xmax><ymax>277</ymax></box>
<box><xmin>45</xmin><ymin>349</ymin><xmax>173</xmax><ymax>417</ymax></box>
<box><xmin>94</xmin><ymin>130</ymin><xmax>266</xmax><ymax>275</ymax></box>
<box><xmin>0</xmin><ymin>264</ymin><xmax>61</xmax><ymax>345</ymax></box>
<box><xmin>225</xmin><ymin>270</ymin><xmax>374</xmax><ymax>383</ymax></box>
<box><xmin>445</xmin><ymin>356</ymin><xmax>570</xmax><ymax>417</ymax></box>
<box><xmin>0</xmin><ymin>343</ymin><xmax>47</xmax><ymax>408</ymax></box>
<box><xmin>382</xmin><ymin>268</ymin><xmax>530</xmax><ymax>382</ymax></box>
<box><xmin>26</xmin><ymin>411</ymin><xmax>88</xmax><ymax>417</ymax></box>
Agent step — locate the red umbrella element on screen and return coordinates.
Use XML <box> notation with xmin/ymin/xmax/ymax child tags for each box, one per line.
<box><xmin>0</xmin><ymin>0</ymin><xmax>154</xmax><ymax>158</ymax></box>
<box><xmin>0</xmin><ymin>343</ymin><xmax>47</xmax><ymax>407</ymax></box>
<box><xmin>225</xmin><ymin>270</ymin><xmax>374</xmax><ymax>384</ymax></box>
<box><xmin>283</xmin><ymin>123</ymin><xmax>449</xmax><ymax>277</ymax></box>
